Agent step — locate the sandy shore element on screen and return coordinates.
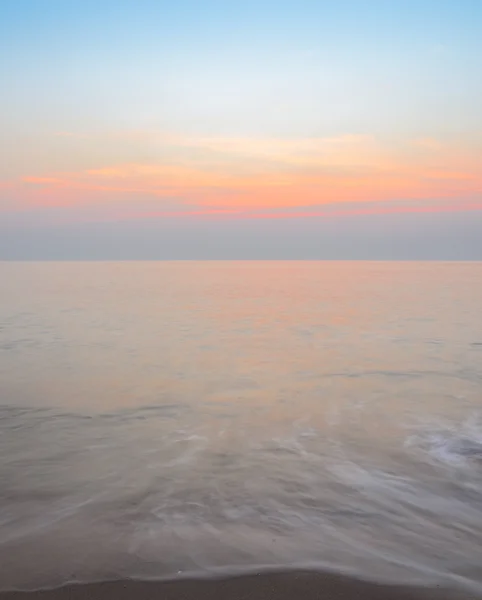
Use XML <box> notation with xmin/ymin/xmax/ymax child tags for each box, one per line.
<box><xmin>1</xmin><ymin>571</ymin><xmax>480</xmax><ymax>600</ymax></box>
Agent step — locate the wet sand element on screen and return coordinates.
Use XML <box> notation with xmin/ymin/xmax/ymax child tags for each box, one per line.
<box><xmin>1</xmin><ymin>571</ymin><xmax>480</xmax><ymax>600</ymax></box>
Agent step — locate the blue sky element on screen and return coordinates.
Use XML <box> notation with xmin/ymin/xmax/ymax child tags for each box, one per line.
<box><xmin>1</xmin><ymin>0</ymin><xmax>481</xmax><ymax>258</ymax></box>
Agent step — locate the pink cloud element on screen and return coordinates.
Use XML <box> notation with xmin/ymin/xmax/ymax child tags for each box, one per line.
<box><xmin>107</xmin><ymin>199</ymin><xmax>482</xmax><ymax>222</ymax></box>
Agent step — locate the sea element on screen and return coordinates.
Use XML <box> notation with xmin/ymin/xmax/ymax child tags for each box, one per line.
<box><xmin>0</xmin><ymin>261</ymin><xmax>481</xmax><ymax>593</ymax></box>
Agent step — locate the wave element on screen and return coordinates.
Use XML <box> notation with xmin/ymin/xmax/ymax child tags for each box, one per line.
<box><xmin>1</xmin><ymin>405</ymin><xmax>482</xmax><ymax>592</ymax></box>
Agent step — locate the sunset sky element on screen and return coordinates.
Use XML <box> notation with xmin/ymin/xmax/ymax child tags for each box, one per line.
<box><xmin>1</xmin><ymin>0</ymin><xmax>481</xmax><ymax>259</ymax></box>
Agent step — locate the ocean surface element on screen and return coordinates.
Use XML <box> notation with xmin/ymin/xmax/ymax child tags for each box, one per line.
<box><xmin>1</xmin><ymin>261</ymin><xmax>481</xmax><ymax>593</ymax></box>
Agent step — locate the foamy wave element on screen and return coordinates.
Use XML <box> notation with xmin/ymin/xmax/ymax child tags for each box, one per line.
<box><xmin>405</xmin><ymin>414</ymin><xmax>482</xmax><ymax>469</ymax></box>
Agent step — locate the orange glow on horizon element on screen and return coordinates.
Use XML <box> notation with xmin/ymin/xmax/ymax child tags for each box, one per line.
<box><xmin>3</xmin><ymin>133</ymin><xmax>481</xmax><ymax>216</ymax></box>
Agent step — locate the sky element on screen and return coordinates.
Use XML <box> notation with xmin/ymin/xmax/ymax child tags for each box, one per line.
<box><xmin>1</xmin><ymin>0</ymin><xmax>481</xmax><ymax>259</ymax></box>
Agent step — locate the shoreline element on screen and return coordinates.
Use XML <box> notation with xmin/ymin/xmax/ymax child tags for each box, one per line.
<box><xmin>1</xmin><ymin>570</ymin><xmax>480</xmax><ymax>600</ymax></box>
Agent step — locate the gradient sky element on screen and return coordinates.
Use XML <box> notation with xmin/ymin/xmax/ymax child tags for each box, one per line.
<box><xmin>1</xmin><ymin>0</ymin><xmax>481</xmax><ymax>259</ymax></box>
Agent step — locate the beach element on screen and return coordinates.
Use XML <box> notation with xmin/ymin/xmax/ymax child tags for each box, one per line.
<box><xmin>3</xmin><ymin>0</ymin><xmax>482</xmax><ymax>592</ymax></box>
<box><xmin>1</xmin><ymin>571</ymin><xmax>481</xmax><ymax>600</ymax></box>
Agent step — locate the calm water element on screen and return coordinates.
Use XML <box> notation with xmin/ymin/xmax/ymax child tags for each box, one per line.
<box><xmin>1</xmin><ymin>262</ymin><xmax>482</xmax><ymax>592</ymax></box>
